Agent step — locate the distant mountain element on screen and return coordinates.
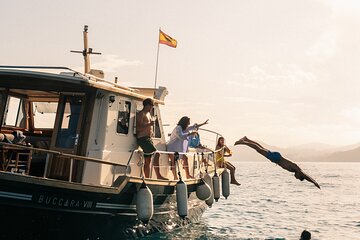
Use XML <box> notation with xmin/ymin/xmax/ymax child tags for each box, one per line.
<box><xmin>229</xmin><ymin>141</ymin><xmax>360</xmax><ymax>162</ymax></box>
<box><xmin>324</xmin><ymin>146</ymin><xmax>360</xmax><ymax>162</ymax></box>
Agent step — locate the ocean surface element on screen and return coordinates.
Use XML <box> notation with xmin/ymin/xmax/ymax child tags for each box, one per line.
<box><xmin>145</xmin><ymin>162</ymin><xmax>360</xmax><ymax>240</ymax></box>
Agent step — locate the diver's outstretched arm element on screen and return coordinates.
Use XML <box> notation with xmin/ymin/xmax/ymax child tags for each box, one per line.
<box><xmin>278</xmin><ymin>158</ymin><xmax>320</xmax><ymax>189</ymax></box>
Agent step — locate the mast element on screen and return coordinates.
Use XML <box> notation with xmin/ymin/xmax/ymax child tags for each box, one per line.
<box><xmin>71</xmin><ymin>25</ymin><xmax>101</xmax><ymax>74</ymax></box>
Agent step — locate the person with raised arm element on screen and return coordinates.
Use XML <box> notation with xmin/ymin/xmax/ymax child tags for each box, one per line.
<box><xmin>167</xmin><ymin>117</ymin><xmax>208</xmax><ymax>180</ymax></box>
<box><xmin>235</xmin><ymin>136</ymin><xmax>320</xmax><ymax>189</ymax></box>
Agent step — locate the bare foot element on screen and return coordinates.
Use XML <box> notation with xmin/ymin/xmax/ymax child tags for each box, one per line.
<box><xmin>231</xmin><ymin>180</ymin><xmax>241</xmax><ymax>186</ymax></box>
<box><xmin>234</xmin><ymin>138</ymin><xmax>244</xmax><ymax>145</ymax></box>
<box><xmin>234</xmin><ymin>136</ymin><xmax>248</xmax><ymax>145</ymax></box>
<box><xmin>157</xmin><ymin>175</ymin><xmax>169</xmax><ymax>180</ymax></box>
<box><xmin>186</xmin><ymin>175</ymin><xmax>195</xmax><ymax>179</ymax></box>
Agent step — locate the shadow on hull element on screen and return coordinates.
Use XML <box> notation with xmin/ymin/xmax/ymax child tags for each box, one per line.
<box><xmin>0</xmin><ymin>197</ymin><xmax>206</xmax><ymax>240</ymax></box>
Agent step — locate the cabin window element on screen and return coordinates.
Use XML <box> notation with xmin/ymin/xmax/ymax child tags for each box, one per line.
<box><xmin>153</xmin><ymin>108</ymin><xmax>161</xmax><ymax>139</ymax></box>
<box><xmin>3</xmin><ymin>96</ymin><xmax>26</xmax><ymax>128</ymax></box>
<box><xmin>33</xmin><ymin>102</ymin><xmax>58</xmax><ymax>129</ymax></box>
<box><xmin>117</xmin><ymin>101</ymin><xmax>131</xmax><ymax>134</ymax></box>
<box><xmin>55</xmin><ymin>96</ymin><xmax>83</xmax><ymax>149</ymax></box>
<box><xmin>133</xmin><ymin>103</ymin><xmax>142</xmax><ymax>135</ymax></box>
<box><xmin>0</xmin><ymin>92</ymin><xmax>5</xmax><ymax>125</ymax></box>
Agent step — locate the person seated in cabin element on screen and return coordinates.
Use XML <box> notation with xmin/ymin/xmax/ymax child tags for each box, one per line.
<box><xmin>234</xmin><ymin>136</ymin><xmax>320</xmax><ymax>189</ymax></box>
<box><xmin>0</xmin><ymin>131</ymin><xmax>29</xmax><ymax>172</ymax></box>
<box><xmin>167</xmin><ymin>117</ymin><xmax>208</xmax><ymax>180</ymax></box>
<box><xmin>215</xmin><ymin>137</ymin><xmax>241</xmax><ymax>186</ymax></box>
<box><xmin>0</xmin><ymin>131</ymin><xmax>26</xmax><ymax>144</ymax></box>
<box><xmin>136</xmin><ymin>98</ymin><xmax>167</xmax><ymax>180</ymax></box>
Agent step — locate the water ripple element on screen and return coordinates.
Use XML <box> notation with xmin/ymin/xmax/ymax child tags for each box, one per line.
<box><xmin>150</xmin><ymin>162</ymin><xmax>360</xmax><ymax>239</ymax></box>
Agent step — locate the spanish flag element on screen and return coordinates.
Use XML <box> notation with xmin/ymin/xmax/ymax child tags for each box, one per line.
<box><xmin>159</xmin><ymin>30</ymin><xmax>177</xmax><ymax>48</ymax></box>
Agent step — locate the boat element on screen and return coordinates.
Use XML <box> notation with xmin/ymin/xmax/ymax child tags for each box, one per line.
<box><xmin>0</xmin><ymin>26</ymin><xmax>227</xmax><ymax>239</ymax></box>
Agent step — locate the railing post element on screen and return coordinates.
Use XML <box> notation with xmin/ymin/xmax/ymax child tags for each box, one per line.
<box><xmin>125</xmin><ymin>150</ymin><xmax>135</xmax><ymax>176</ymax></box>
<box><xmin>112</xmin><ymin>165</ymin><xmax>116</xmax><ymax>185</ymax></box>
<box><xmin>69</xmin><ymin>158</ymin><xmax>73</xmax><ymax>182</ymax></box>
<box><xmin>43</xmin><ymin>153</ymin><xmax>50</xmax><ymax>178</ymax></box>
<box><xmin>138</xmin><ymin>152</ymin><xmax>145</xmax><ymax>178</ymax></box>
<box><xmin>149</xmin><ymin>154</ymin><xmax>154</xmax><ymax>179</ymax></box>
<box><xmin>192</xmin><ymin>153</ymin><xmax>196</xmax><ymax>177</ymax></box>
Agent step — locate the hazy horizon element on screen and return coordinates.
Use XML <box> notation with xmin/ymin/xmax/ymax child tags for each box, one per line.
<box><xmin>2</xmin><ymin>0</ymin><xmax>360</xmax><ymax>148</ymax></box>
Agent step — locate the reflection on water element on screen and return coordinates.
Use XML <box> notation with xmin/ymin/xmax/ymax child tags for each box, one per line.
<box><xmin>146</xmin><ymin>162</ymin><xmax>360</xmax><ymax>239</ymax></box>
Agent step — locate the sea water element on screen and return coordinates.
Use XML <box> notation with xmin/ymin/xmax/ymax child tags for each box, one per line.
<box><xmin>145</xmin><ymin>162</ymin><xmax>360</xmax><ymax>239</ymax></box>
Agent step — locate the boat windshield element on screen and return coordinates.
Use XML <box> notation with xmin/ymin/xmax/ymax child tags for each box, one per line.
<box><xmin>33</xmin><ymin>102</ymin><xmax>58</xmax><ymax>129</ymax></box>
<box><xmin>3</xmin><ymin>95</ymin><xmax>26</xmax><ymax>128</ymax></box>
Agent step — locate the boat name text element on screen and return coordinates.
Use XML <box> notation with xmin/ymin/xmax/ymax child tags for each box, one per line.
<box><xmin>37</xmin><ymin>195</ymin><xmax>93</xmax><ymax>209</ymax></box>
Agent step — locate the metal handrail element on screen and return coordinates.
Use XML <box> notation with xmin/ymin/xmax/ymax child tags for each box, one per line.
<box><xmin>127</xmin><ymin>147</ymin><xmax>222</xmax><ymax>159</ymax></box>
<box><xmin>198</xmin><ymin>128</ymin><xmax>223</xmax><ymax>138</ymax></box>
<box><xmin>0</xmin><ymin>135</ymin><xmax>225</xmax><ymax>183</ymax></box>
<box><xmin>0</xmin><ymin>142</ymin><xmax>127</xmax><ymax>167</ymax></box>
<box><xmin>125</xmin><ymin>127</ymin><xmax>225</xmax><ymax>176</ymax></box>
<box><xmin>125</xmin><ymin>146</ymin><xmax>225</xmax><ymax>179</ymax></box>
<box><xmin>0</xmin><ymin>142</ymin><xmax>129</xmax><ymax>185</ymax></box>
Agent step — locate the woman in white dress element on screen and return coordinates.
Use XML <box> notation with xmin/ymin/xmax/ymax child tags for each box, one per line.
<box><xmin>167</xmin><ymin>116</ymin><xmax>208</xmax><ymax>179</ymax></box>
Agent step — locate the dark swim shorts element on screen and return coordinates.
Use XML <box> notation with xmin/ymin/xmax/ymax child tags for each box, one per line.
<box><xmin>137</xmin><ymin>137</ymin><xmax>157</xmax><ymax>156</ymax></box>
<box><xmin>265</xmin><ymin>151</ymin><xmax>282</xmax><ymax>164</ymax></box>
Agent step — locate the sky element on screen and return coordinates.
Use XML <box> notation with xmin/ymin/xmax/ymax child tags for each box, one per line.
<box><xmin>1</xmin><ymin>0</ymin><xmax>360</xmax><ymax>147</ymax></box>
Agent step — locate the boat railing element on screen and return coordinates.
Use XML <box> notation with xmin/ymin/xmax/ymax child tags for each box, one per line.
<box><xmin>126</xmin><ymin>147</ymin><xmax>224</xmax><ymax>180</ymax></box>
<box><xmin>126</xmin><ymin>128</ymin><xmax>225</xmax><ymax>179</ymax></box>
<box><xmin>0</xmin><ymin>142</ymin><xmax>127</xmax><ymax>185</ymax></box>
<box><xmin>0</xmin><ymin>127</ymin><xmax>226</xmax><ymax>184</ymax></box>
<box><xmin>0</xmin><ymin>142</ymin><xmax>222</xmax><ymax>185</ymax></box>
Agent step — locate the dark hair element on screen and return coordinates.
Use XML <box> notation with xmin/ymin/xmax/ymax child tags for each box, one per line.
<box><xmin>300</xmin><ymin>230</ymin><xmax>311</xmax><ymax>240</ymax></box>
<box><xmin>177</xmin><ymin>116</ymin><xmax>190</xmax><ymax>131</ymax></box>
<box><xmin>217</xmin><ymin>137</ymin><xmax>225</xmax><ymax>147</ymax></box>
<box><xmin>143</xmin><ymin>98</ymin><xmax>154</xmax><ymax>107</ymax></box>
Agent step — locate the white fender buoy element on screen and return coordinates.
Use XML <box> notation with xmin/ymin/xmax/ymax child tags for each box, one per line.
<box><xmin>176</xmin><ymin>180</ymin><xmax>188</xmax><ymax>219</ymax></box>
<box><xmin>212</xmin><ymin>172</ymin><xmax>220</xmax><ymax>202</ymax></box>
<box><xmin>196</xmin><ymin>179</ymin><xmax>212</xmax><ymax>201</ymax></box>
<box><xmin>221</xmin><ymin>167</ymin><xmax>230</xmax><ymax>199</ymax></box>
<box><xmin>203</xmin><ymin>173</ymin><xmax>214</xmax><ymax>207</ymax></box>
<box><xmin>136</xmin><ymin>181</ymin><xmax>153</xmax><ymax>223</ymax></box>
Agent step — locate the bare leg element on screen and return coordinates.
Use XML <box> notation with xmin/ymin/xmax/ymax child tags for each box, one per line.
<box><xmin>169</xmin><ymin>154</ymin><xmax>178</xmax><ymax>180</ymax></box>
<box><xmin>235</xmin><ymin>137</ymin><xmax>270</xmax><ymax>157</ymax></box>
<box><xmin>225</xmin><ymin>162</ymin><xmax>241</xmax><ymax>186</ymax></box>
<box><xmin>202</xmin><ymin>155</ymin><xmax>209</xmax><ymax>168</ymax></box>
<box><xmin>240</xmin><ymin>136</ymin><xmax>266</xmax><ymax>149</ymax></box>
<box><xmin>144</xmin><ymin>156</ymin><xmax>151</xmax><ymax>178</ymax></box>
<box><xmin>153</xmin><ymin>153</ymin><xmax>168</xmax><ymax>180</ymax></box>
<box><xmin>182</xmin><ymin>155</ymin><xmax>194</xmax><ymax>179</ymax></box>
<box><xmin>216</xmin><ymin>160</ymin><xmax>223</xmax><ymax>169</ymax></box>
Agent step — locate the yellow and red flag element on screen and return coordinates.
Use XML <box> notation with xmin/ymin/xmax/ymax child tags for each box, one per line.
<box><xmin>159</xmin><ymin>30</ymin><xmax>177</xmax><ymax>48</ymax></box>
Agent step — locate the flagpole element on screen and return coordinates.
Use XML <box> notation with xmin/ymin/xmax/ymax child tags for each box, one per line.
<box><xmin>154</xmin><ymin>28</ymin><xmax>161</xmax><ymax>98</ymax></box>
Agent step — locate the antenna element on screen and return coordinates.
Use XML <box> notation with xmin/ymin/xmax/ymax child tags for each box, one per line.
<box><xmin>70</xmin><ymin>25</ymin><xmax>101</xmax><ymax>74</ymax></box>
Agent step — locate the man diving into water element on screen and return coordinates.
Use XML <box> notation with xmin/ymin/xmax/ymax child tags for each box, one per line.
<box><xmin>235</xmin><ymin>136</ymin><xmax>320</xmax><ymax>189</ymax></box>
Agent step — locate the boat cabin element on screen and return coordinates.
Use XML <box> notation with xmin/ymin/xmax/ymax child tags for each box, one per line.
<box><xmin>0</xmin><ymin>68</ymin><xmax>169</xmax><ymax>186</ymax></box>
